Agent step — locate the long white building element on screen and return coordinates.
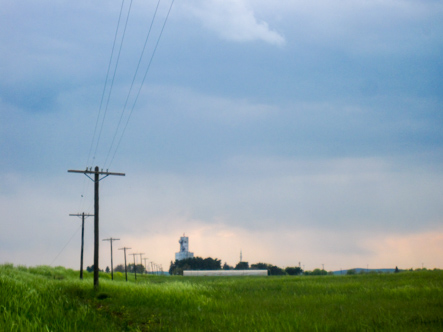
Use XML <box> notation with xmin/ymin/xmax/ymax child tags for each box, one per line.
<box><xmin>183</xmin><ymin>270</ymin><xmax>268</xmax><ymax>276</ymax></box>
<box><xmin>175</xmin><ymin>234</ymin><xmax>194</xmax><ymax>261</ymax></box>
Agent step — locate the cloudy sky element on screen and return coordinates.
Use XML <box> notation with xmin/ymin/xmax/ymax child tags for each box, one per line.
<box><xmin>1</xmin><ymin>0</ymin><xmax>442</xmax><ymax>272</ymax></box>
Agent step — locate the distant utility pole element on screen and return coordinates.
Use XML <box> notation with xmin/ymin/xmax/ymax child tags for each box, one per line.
<box><xmin>103</xmin><ymin>238</ymin><xmax>120</xmax><ymax>280</ymax></box>
<box><xmin>68</xmin><ymin>166</ymin><xmax>125</xmax><ymax>289</ymax></box>
<box><xmin>138</xmin><ymin>253</ymin><xmax>145</xmax><ymax>274</ymax></box>
<box><xmin>143</xmin><ymin>258</ymin><xmax>148</xmax><ymax>274</ymax></box>
<box><xmin>69</xmin><ymin>212</ymin><xmax>94</xmax><ymax>280</ymax></box>
<box><xmin>130</xmin><ymin>253</ymin><xmax>139</xmax><ymax>280</ymax></box>
<box><xmin>119</xmin><ymin>247</ymin><xmax>131</xmax><ymax>282</ymax></box>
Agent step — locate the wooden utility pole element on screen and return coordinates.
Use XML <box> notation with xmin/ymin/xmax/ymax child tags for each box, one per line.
<box><xmin>119</xmin><ymin>247</ymin><xmax>131</xmax><ymax>281</ymax></box>
<box><xmin>103</xmin><ymin>237</ymin><xmax>120</xmax><ymax>280</ymax></box>
<box><xmin>143</xmin><ymin>257</ymin><xmax>148</xmax><ymax>274</ymax></box>
<box><xmin>130</xmin><ymin>253</ymin><xmax>139</xmax><ymax>281</ymax></box>
<box><xmin>68</xmin><ymin>166</ymin><xmax>125</xmax><ymax>289</ymax></box>
<box><xmin>69</xmin><ymin>212</ymin><xmax>94</xmax><ymax>279</ymax></box>
<box><xmin>139</xmin><ymin>253</ymin><xmax>145</xmax><ymax>274</ymax></box>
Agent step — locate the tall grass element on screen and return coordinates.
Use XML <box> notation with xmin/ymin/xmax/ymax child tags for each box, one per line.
<box><xmin>0</xmin><ymin>264</ymin><xmax>118</xmax><ymax>331</ymax></box>
<box><xmin>1</xmin><ymin>264</ymin><xmax>442</xmax><ymax>331</ymax></box>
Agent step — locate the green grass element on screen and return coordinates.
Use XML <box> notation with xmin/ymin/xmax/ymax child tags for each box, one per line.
<box><xmin>1</xmin><ymin>264</ymin><xmax>442</xmax><ymax>331</ymax></box>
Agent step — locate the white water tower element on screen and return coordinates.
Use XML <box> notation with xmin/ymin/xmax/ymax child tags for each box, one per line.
<box><xmin>175</xmin><ymin>234</ymin><xmax>194</xmax><ymax>261</ymax></box>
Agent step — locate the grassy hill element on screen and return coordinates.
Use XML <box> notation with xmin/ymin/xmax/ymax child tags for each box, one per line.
<box><xmin>1</xmin><ymin>263</ymin><xmax>442</xmax><ymax>331</ymax></box>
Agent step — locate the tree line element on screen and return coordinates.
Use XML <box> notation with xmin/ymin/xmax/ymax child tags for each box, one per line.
<box><xmin>86</xmin><ymin>264</ymin><xmax>147</xmax><ymax>274</ymax></box>
<box><xmin>168</xmin><ymin>257</ymin><xmax>304</xmax><ymax>276</ymax></box>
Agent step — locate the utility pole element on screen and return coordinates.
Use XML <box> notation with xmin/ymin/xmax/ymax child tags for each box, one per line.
<box><xmin>68</xmin><ymin>166</ymin><xmax>125</xmax><ymax>289</ymax></box>
<box><xmin>119</xmin><ymin>247</ymin><xmax>131</xmax><ymax>281</ymax></box>
<box><xmin>103</xmin><ymin>238</ymin><xmax>120</xmax><ymax>280</ymax></box>
<box><xmin>139</xmin><ymin>253</ymin><xmax>145</xmax><ymax>274</ymax></box>
<box><xmin>143</xmin><ymin>257</ymin><xmax>148</xmax><ymax>274</ymax></box>
<box><xmin>130</xmin><ymin>253</ymin><xmax>139</xmax><ymax>280</ymax></box>
<box><xmin>69</xmin><ymin>212</ymin><xmax>94</xmax><ymax>280</ymax></box>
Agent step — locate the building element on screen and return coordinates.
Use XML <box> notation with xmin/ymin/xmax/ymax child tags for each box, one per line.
<box><xmin>183</xmin><ymin>270</ymin><xmax>267</xmax><ymax>276</ymax></box>
<box><xmin>175</xmin><ymin>234</ymin><xmax>194</xmax><ymax>261</ymax></box>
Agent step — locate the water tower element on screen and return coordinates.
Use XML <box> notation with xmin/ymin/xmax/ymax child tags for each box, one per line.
<box><xmin>175</xmin><ymin>234</ymin><xmax>194</xmax><ymax>261</ymax></box>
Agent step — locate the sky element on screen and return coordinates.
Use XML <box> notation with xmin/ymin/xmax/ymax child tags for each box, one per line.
<box><xmin>1</xmin><ymin>0</ymin><xmax>442</xmax><ymax>273</ymax></box>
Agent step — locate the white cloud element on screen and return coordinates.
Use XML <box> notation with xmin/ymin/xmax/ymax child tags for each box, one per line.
<box><xmin>181</xmin><ymin>0</ymin><xmax>285</xmax><ymax>45</ymax></box>
<box><xmin>237</xmin><ymin>0</ymin><xmax>443</xmax><ymax>54</ymax></box>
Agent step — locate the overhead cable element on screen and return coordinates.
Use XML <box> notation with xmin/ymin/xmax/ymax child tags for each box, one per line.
<box><xmin>108</xmin><ymin>0</ymin><xmax>175</xmax><ymax>168</ymax></box>
<box><xmin>93</xmin><ymin>0</ymin><xmax>134</xmax><ymax>166</ymax></box>
<box><xmin>86</xmin><ymin>0</ymin><xmax>127</xmax><ymax>169</ymax></box>
<box><xmin>103</xmin><ymin>0</ymin><xmax>163</xmax><ymax>167</ymax></box>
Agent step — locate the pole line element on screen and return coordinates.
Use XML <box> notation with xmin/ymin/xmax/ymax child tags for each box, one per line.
<box><xmin>139</xmin><ymin>253</ymin><xmax>145</xmax><ymax>274</ymax></box>
<box><xmin>69</xmin><ymin>213</ymin><xmax>94</xmax><ymax>279</ymax></box>
<box><xmin>103</xmin><ymin>237</ymin><xmax>120</xmax><ymax>280</ymax></box>
<box><xmin>119</xmin><ymin>247</ymin><xmax>131</xmax><ymax>281</ymax></box>
<box><xmin>68</xmin><ymin>166</ymin><xmax>125</xmax><ymax>289</ymax></box>
<box><xmin>130</xmin><ymin>253</ymin><xmax>139</xmax><ymax>281</ymax></box>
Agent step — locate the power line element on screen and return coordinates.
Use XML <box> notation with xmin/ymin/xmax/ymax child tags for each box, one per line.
<box><xmin>86</xmin><ymin>0</ymin><xmax>127</xmax><ymax>168</ymax></box>
<box><xmin>94</xmin><ymin>0</ymin><xmax>135</xmax><ymax>165</ymax></box>
<box><xmin>107</xmin><ymin>0</ymin><xmax>175</xmax><ymax>168</ymax></box>
<box><xmin>50</xmin><ymin>224</ymin><xmax>82</xmax><ymax>266</ymax></box>
<box><xmin>103</xmin><ymin>0</ymin><xmax>162</xmax><ymax>167</ymax></box>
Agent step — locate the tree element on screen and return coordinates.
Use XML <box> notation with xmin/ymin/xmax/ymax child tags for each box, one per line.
<box><xmin>307</xmin><ymin>268</ymin><xmax>327</xmax><ymax>276</ymax></box>
<box><xmin>169</xmin><ymin>257</ymin><xmax>222</xmax><ymax>275</ymax></box>
<box><xmin>105</xmin><ymin>266</ymin><xmax>110</xmax><ymax>273</ymax></box>
<box><xmin>169</xmin><ymin>261</ymin><xmax>176</xmax><ymax>275</ymax></box>
<box><xmin>235</xmin><ymin>261</ymin><xmax>249</xmax><ymax>270</ymax></box>
<box><xmin>223</xmin><ymin>262</ymin><xmax>233</xmax><ymax>270</ymax></box>
<box><xmin>285</xmin><ymin>267</ymin><xmax>303</xmax><ymax>275</ymax></box>
<box><xmin>250</xmin><ymin>263</ymin><xmax>268</xmax><ymax>270</ymax></box>
<box><xmin>114</xmin><ymin>264</ymin><xmax>125</xmax><ymax>273</ymax></box>
<box><xmin>128</xmin><ymin>263</ymin><xmax>145</xmax><ymax>274</ymax></box>
<box><xmin>86</xmin><ymin>265</ymin><xmax>103</xmax><ymax>273</ymax></box>
<box><xmin>268</xmin><ymin>265</ymin><xmax>286</xmax><ymax>275</ymax></box>
<box><xmin>251</xmin><ymin>262</ymin><xmax>286</xmax><ymax>276</ymax></box>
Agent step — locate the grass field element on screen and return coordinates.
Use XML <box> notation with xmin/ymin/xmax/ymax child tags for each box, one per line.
<box><xmin>1</xmin><ymin>264</ymin><xmax>442</xmax><ymax>331</ymax></box>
